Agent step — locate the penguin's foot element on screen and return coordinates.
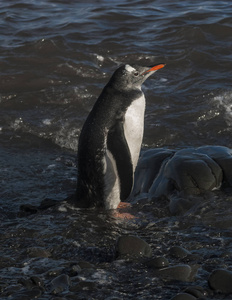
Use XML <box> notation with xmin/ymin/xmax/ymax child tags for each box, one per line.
<box><xmin>117</xmin><ymin>202</ymin><xmax>132</xmax><ymax>209</ymax></box>
<box><xmin>112</xmin><ymin>201</ymin><xmax>137</xmax><ymax>220</ymax></box>
<box><xmin>112</xmin><ymin>211</ymin><xmax>136</xmax><ymax>219</ymax></box>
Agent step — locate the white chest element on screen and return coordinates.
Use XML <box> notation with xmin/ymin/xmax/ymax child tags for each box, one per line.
<box><xmin>123</xmin><ymin>95</ymin><xmax>146</xmax><ymax>171</ymax></box>
<box><xmin>102</xmin><ymin>94</ymin><xmax>145</xmax><ymax>209</ymax></box>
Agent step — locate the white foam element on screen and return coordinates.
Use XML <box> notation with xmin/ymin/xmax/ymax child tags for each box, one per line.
<box><xmin>11</xmin><ymin>117</ymin><xmax>23</xmax><ymax>130</ymax></box>
<box><xmin>96</xmin><ymin>54</ymin><xmax>104</xmax><ymax>62</ymax></box>
<box><xmin>91</xmin><ymin>270</ymin><xmax>112</xmax><ymax>284</ymax></box>
<box><xmin>58</xmin><ymin>205</ymin><xmax>68</xmax><ymax>212</ymax></box>
<box><xmin>213</xmin><ymin>91</ymin><xmax>232</xmax><ymax>126</ymax></box>
<box><xmin>42</xmin><ymin>118</ymin><xmax>52</xmax><ymax>125</ymax></box>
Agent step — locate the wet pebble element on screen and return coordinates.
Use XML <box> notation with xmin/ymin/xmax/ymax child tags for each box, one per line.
<box><xmin>169</xmin><ymin>246</ymin><xmax>191</xmax><ymax>259</ymax></box>
<box><xmin>158</xmin><ymin>264</ymin><xmax>196</xmax><ymax>282</ymax></box>
<box><xmin>30</xmin><ymin>276</ymin><xmax>44</xmax><ymax>288</ymax></box>
<box><xmin>18</xmin><ymin>276</ymin><xmax>44</xmax><ymax>290</ymax></box>
<box><xmin>0</xmin><ymin>256</ymin><xmax>16</xmax><ymax>268</ymax></box>
<box><xmin>50</xmin><ymin>274</ymin><xmax>71</xmax><ymax>294</ymax></box>
<box><xmin>76</xmin><ymin>266</ymin><xmax>96</xmax><ymax>280</ymax></box>
<box><xmin>171</xmin><ymin>293</ymin><xmax>196</xmax><ymax>300</ymax></box>
<box><xmin>47</xmin><ymin>268</ymin><xmax>63</xmax><ymax>277</ymax></box>
<box><xmin>183</xmin><ymin>285</ymin><xmax>207</xmax><ymax>298</ymax></box>
<box><xmin>67</xmin><ymin>264</ymin><xmax>81</xmax><ymax>277</ymax></box>
<box><xmin>70</xmin><ymin>280</ymin><xmax>96</xmax><ymax>292</ymax></box>
<box><xmin>1</xmin><ymin>284</ymin><xmax>22</xmax><ymax>297</ymax></box>
<box><xmin>18</xmin><ymin>277</ymin><xmax>35</xmax><ymax>289</ymax></box>
<box><xmin>115</xmin><ymin>235</ymin><xmax>152</xmax><ymax>258</ymax></box>
<box><xmin>77</xmin><ymin>261</ymin><xmax>95</xmax><ymax>269</ymax></box>
<box><xmin>146</xmin><ymin>256</ymin><xmax>169</xmax><ymax>268</ymax></box>
<box><xmin>220</xmin><ymin>251</ymin><xmax>232</xmax><ymax>259</ymax></box>
<box><xmin>27</xmin><ymin>246</ymin><xmax>51</xmax><ymax>258</ymax></box>
<box><xmin>12</xmin><ymin>287</ymin><xmax>42</xmax><ymax>299</ymax></box>
<box><xmin>208</xmin><ymin>269</ymin><xmax>232</xmax><ymax>294</ymax></box>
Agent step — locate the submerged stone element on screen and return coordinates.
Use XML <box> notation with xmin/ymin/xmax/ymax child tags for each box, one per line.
<box><xmin>77</xmin><ymin>261</ymin><xmax>95</xmax><ymax>269</ymax></box>
<box><xmin>183</xmin><ymin>286</ymin><xmax>207</xmax><ymax>298</ymax></box>
<box><xmin>171</xmin><ymin>293</ymin><xmax>196</xmax><ymax>300</ymax></box>
<box><xmin>158</xmin><ymin>264</ymin><xmax>196</xmax><ymax>282</ymax></box>
<box><xmin>132</xmin><ymin>146</ymin><xmax>232</xmax><ymax>214</ymax></box>
<box><xmin>146</xmin><ymin>256</ymin><xmax>169</xmax><ymax>268</ymax></box>
<box><xmin>51</xmin><ymin>274</ymin><xmax>71</xmax><ymax>294</ymax></box>
<box><xmin>13</xmin><ymin>288</ymin><xmax>43</xmax><ymax>299</ymax></box>
<box><xmin>26</xmin><ymin>247</ymin><xmax>51</xmax><ymax>258</ymax></box>
<box><xmin>169</xmin><ymin>246</ymin><xmax>191</xmax><ymax>259</ymax></box>
<box><xmin>208</xmin><ymin>269</ymin><xmax>232</xmax><ymax>294</ymax></box>
<box><xmin>18</xmin><ymin>276</ymin><xmax>44</xmax><ymax>289</ymax></box>
<box><xmin>115</xmin><ymin>235</ymin><xmax>152</xmax><ymax>258</ymax></box>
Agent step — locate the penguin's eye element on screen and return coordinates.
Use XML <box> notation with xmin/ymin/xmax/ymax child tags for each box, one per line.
<box><xmin>133</xmin><ymin>71</ymin><xmax>139</xmax><ymax>77</ymax></box>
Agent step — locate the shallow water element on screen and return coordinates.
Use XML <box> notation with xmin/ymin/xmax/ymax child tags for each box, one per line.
<box><xmin>1</xmin><ymin>0</ymin><xmax>232</xmax><ymax>299</ymax></box>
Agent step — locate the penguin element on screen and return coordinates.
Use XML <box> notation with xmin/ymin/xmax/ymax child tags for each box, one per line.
<box><xmin>75</xmin><ymin>63</ymin><xmax>165</xmax><ymax>209</ymax></box>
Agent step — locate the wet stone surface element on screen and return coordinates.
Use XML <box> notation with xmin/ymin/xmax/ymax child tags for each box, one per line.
<box><xmin>171</xmin><ymin>293</ymin><xmax>197</xmax><ymax>300</ymax></box>
<box><xmin>146</xmin><ymin>256</ymin><xmax>169</xmax><ymax>269</ymax></box>
<box><xmin>208</xmin><ymin>269</ymin><xmax>232</xmax><ymax>294</ymax></box>
<box><xmin>50</xmin><ymin>274</ymin><xmax>71</xmax><ymax>294</ymax></box>
<box><xmin>1</xmin><ymin>200</ymin><xmax>232</xmax><ymax>299</ymax></box>
<box><xmin>115</xmin><ymin>235</ymin><xmax>152</xmax><ymax>259</ymax></box>
<box><xmin>169</xmin><ymin>246</ymin><xmax>191</xmax><ymax>259</ymax></box>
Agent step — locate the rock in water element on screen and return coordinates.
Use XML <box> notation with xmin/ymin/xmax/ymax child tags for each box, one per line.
<box><xmin>171</xmin><ymin>293</ymin><xmax>197</xmax><ymax>300</ymax></box>
<box><xmin>208</xmin><ymin>269</ymin><xmax>232</xmax><ymax>294</ymax></box>
<box><xmin>169</xmin><ymin>246</ymin><xmax>191</xmax><ymax>259</ymax></box>
<box><xmin>50</xmin><ymin>274</ymin><xmax>71</xmax><ymax>294</ymax></box>
<box><xmin>132</xmin><ymin>145</ymin><xmax>232</xmax><ymax>214</ymax></box>
<box><xmin>115</xmin><ymin>235</ymin><xmax>152</xmax><ymax>258</ymax></box>
<box><xmin>158</xmin><ymin>264</ymin><xmax>197</xmax><ymax>282</ymax></box>
<box><xmin>146</xmin><ymin>256</ymin><xmax>169</xmax><ymax>269</ymax></box>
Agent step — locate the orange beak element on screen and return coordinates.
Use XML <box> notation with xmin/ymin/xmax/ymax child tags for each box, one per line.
<box><xmin>142</xmin><ymin>63</ymin><xmax>166</xmax><ymax>75</ymax></box>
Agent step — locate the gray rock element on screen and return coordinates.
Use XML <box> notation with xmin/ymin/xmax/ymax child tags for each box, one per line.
<box><xmin>146</xmin><ymin>256</ymin><xmax>169</xmax><ymax>268</ymax></box>
<box><xmin>30</xmin><ymin>276</ymin><xmax>44</xmax><ymax>288</ymax></box>
<box><xmin>132</xmin><ymin>146</ymin><xmax>232</xmax><ymax>213</ymax></box>
<box><xmin>70</xmin><ymin>280</ymin><xmax>96</xmax><ymax>292</ymax></box>
<box><xmin>197</xmin><ymin>146</ymin><xmax>232</xmax><ymax>185</ymax></box>
<box><xmin>158</xmin><ymin>264</ymin><xmax>196</xmax><ymax>282</ymax></box>
<box><xmin>183</xmin><ymin>286</ymin><xmax>207</xmax><ymax>298</ymax></box>
<box><xmin>47</xmin><ymin>268</ymin><xmax>63</xmax><ymax>277</ymax></box>
<box><xmin>171</xmin><ymin>293</ymin><xmax>196</xmax><ymax>300</ymax></box>
<box><xmin>51</xmin><ymin>274</ymin><xmax>71</xmax><ymax>294</ymax></box>
<box><xmin>12</xmin><ymin>288</ymin><xmax>42</xmax><ymax>300</ymax></box>
<box><xmin>169</xmin><ymin>246</ymin><xmax>191</xmax><ymax>259</ymax></box>
<box><xmin>0</xmin><ymin>256</ymin><xmax>16</xmax><ymax>268</ymax></box>
<box><xmin>208</xmin><ymin>269</ymin><xmax>232</xmax><ymax>294</ymax></box>
<box><xmin>68</xmin><ymin>264</ymin><xmax>81</xmax><ymax>277</ymax></box>
<box><xmin>115</xmin><ymin>235</ymin><xmax>152</xmax><ymax>258</ymax></box>
<box><xmin>144</xmin><ymin>148</ymin><xmax>223</xmax><ymax>198</ymax></box>
<box><xmin>78</xmin><ymin>261</ymin><xmax>95</xmax><ymax>269</ymax></box>
<box><xmin>18</xmin><ymin>276</ymin><xmax>44</xmax><ymax>289</ymax></box>
<box><xmin>26</xmin><ymin>247</ymin><xmax>51</xmax><ymax>258</ymax></box>
<box><xmin>133</xmin><ymin>148</ymin><xmax>174</xmax><ymax>196</ymax></box>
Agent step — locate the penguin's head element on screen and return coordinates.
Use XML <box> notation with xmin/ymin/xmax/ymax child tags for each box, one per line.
<box><xmin>109</xmin><ymin>63</ymin><xmax>165</xmax><ymax>90</ymax></box>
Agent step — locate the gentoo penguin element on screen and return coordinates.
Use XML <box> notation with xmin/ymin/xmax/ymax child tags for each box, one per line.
<box><xmin>75</xmin><ymin>63</ymin><xmax>165</xmax><ymax>209</ymax></box>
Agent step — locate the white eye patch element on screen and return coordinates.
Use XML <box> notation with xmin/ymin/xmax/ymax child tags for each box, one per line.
<box><xmin>125</xmin><ymin>64</ymin><xmax>136</xmax><ymax>73</ymax></box>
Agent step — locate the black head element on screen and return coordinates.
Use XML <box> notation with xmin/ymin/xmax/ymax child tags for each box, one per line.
<box><xmin>108</xmin><ymin>63</ymin><xmax>165</xmax><ymax>90</ymax></box>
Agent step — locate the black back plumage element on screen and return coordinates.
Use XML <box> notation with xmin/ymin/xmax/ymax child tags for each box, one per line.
<box><xmin>76</xmin><ymin>73</ymin><xmax>143</xmax><ymax>207</ymax></box>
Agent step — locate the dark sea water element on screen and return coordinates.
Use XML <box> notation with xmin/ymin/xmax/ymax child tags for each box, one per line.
<box><xmin>1</xmin><ymin>0</ymin><xmax>232</xmax><ymax>299</ymax></box>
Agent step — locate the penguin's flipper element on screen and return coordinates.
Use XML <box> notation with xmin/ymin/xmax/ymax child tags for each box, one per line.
<box><xmin>107</xmin><ymin>121</ymin><xmax>134</xmax><ymax>201</ymax></box>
